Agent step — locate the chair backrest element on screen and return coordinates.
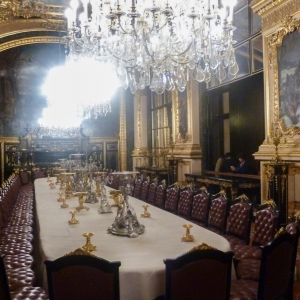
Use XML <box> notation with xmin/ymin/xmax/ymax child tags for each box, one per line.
<box><xmin>177</xmin><ymin>188</ymin><xmax>195</xmax><ymax>219</ymax></box>
<box><xmin>133</xmin><ymin>176</ymin><xmax>144</xmax><ymax>199</ymax></box>
<box><xmin>147</xmin><ymin>180</ymin><xmax>158</xmax><ymax>204</ymax></box>
<box><xmin>226</xmin><ymin>196</ymin><xmax>252</xmax><ymax>244</ymax></box>
<box><xmin>252</xmin><ymin>204</ymin><xmax>279</xmax><ymax>246</ymax></box>
<box><xmin>164</xmin><ymin>249</ymin><xmax>233</xmax><ymax>300</ymax></box>
<box><xmin>45</xmin><ymin>255</ymin><xmax>121</xmax><ymax>300</ymax></box>
<box><xmin>257</xmin><ymin>231</ymin><xmax>297</xmax><ymax>300</ymax></box>
<box><xmin>140</xmin><ymin>177</ymin><xmax>150</xmax><ymax>202</ymax></box>
<box><xmin>155</xmin><ymin>181</ymin><xmax>167</xmax><ymax>208</ymax></box>
<box><xmin>191</xmin><ymin>187</ymin><xmax>210</xmax><ymax>226</ymax></box>
<box><xmin>0</xmin><ymin>254</ymin><xmax>12</xmax><ymax>300</ymax></box>
<box><xmin>207</xmin><ymin>193</ymin><xmax>228</xmax><ymax>234</ymax></box>
<box><xmin>164</xmin><ymin>183</ymin><xmax>180</xmax><ymax>213</ymax></box>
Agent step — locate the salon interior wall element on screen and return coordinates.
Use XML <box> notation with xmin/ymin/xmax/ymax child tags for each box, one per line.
<box><xmin>252</xmin><ymin>0</ymin><xmax>300</xmax><ymax>214</ymax></box>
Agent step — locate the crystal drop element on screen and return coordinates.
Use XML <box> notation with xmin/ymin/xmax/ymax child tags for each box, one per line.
<box><xmin>229</xmin><ymin>62</ymin><xmax>239</xmax><ymax>76</ymax></box>
<box><xmin>137</xmin><ymin>76</ymin><xmax>146</xmax><ymax>90</ymax></box>
<box><xmin>216</xmin><ymin>64</ymin><xmax>226</xmax><ymax>82</ymax></box>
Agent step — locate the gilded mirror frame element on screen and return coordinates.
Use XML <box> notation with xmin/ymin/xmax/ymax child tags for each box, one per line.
<box><xmin>268</xmin><ymin>15</ymin><xmax>300</xmax><ymax>136</ymax></box>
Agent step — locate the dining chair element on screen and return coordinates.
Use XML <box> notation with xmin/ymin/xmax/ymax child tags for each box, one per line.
<box><xmin>154</xmin><ymin>180</ymin><xmax>167</xmax><ymax>208</ymax></box>
<box><xmin>164</xmin><ymin>183</ymin><xmax>181</xmax><ymax>214</ymax></box>
<box><xmin>140</xmin><ymin>176</ymin><xmax>151</xmax><ymax>202</ymax></box>
<box><xmin>133</xmin><ymin>176</ymin><xmax>144</xmax><ymax>199</ymax></box>
<box><xmin>0</xmin><ymin>254</ymin><xmax>48</xmax><ymax>300</ymax></box>
<box><xmin>177</xmin><ymin>185</ymin><xmax>197</xmax><ymax>220</ymax></box>
<box><xmin>190</xmin><ymin>186</ymin><xmax>210</xmax><ymax>227</ymax></box>
<box><xmin>232</xmin><ymin>203</ymin><xmax>279</xmax><ymax>261</ymax></box>
<box><xmin>0</xmin><ymin>254</ymin><xmax>11</xmax><ymax>300</ymax></box>
<box><xmin>225</xmin><ymin>194</ymin><xmax>253</xmax><ymax>248</ymax></box>
<box><xmin>162</xmin><ymin>248</ymin><xmax>233</xmax><ymax>300</ymax></box>
<box><xmin>207</xmin><ymin>190</ymin><xmax>228</xmax><ymax>235</ymax></box>
<box><xmin>230</xmin><ymin>230</ymin><xmax>297</xmax><ymax>300</ymax></box>
<box><xmin>45</xmin><ymin>254</ymin><xmax>121</xmax><ymax>300</ymax></box>
<box><xmin>147</xmin><ymin>178</ymin><xmax>158</xmax><ymax>204</ymax></box>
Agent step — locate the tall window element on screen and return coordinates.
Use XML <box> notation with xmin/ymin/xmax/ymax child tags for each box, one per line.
<box><xmin>151</xmin><ymin>91</ymin><xmax>172</xmax><ymax>168</ymax></box>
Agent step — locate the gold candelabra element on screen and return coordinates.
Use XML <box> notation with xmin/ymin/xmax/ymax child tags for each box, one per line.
<box><xmin>181</xmin><ymin>224</ymin><xmax>194</xmax><ymax>242</ymax></box>
<box><xmin>82</xmin><ymin>232</ymin><xmax>97</xmax><ymax>252</ymax></box>
<box><xmin>267</xmin><ymin>122</ymin><xmax>286</xmax><ymax>163</ymax></box>
<box><xmin>73</xmin><ymin>192</ymin><xmax>89</xmax><ymax>212</ymax></box>
<box><xmin>141</xmin><ymin>204</ymin><xmax>151</xmax><ymax>218</ymax></box>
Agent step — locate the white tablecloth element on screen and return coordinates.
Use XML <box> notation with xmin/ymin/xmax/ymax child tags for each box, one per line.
<box><xmin>34</xmin><ymin>178</ymin><xmax>232</xmax><ymax>300</ymax></box>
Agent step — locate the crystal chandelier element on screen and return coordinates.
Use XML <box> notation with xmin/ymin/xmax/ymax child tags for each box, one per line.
<box><xmin>64</xmin><ymin>0</ymin><xmax>238</xmax><ymax>94</ymax></box>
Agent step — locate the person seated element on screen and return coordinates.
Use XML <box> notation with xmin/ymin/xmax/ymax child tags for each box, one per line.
<box><xmin>230</xmin><ymin>152</ymin><xmax>252</xmax><ymax>174</ymax></box>
<box><xmin>221</xmin><ymin>152</ymin><xmax>238</xmax><ymax>173</ymax></box>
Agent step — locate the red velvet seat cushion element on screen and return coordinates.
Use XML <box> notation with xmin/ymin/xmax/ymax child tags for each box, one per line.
<box><xmin>230</xmin><ymin>279</ymin><xmax>258</xmax><ymax>300</ymax></box>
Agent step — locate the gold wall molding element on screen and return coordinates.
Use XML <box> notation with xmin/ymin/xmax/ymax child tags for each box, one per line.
<box><xmin>255</xmin><ymin>0</ymin><xmax>300</xmax><ymax>31</ymax></box>
<box><xmin>173</xmin><ymin>80</ymin><xmax>192</xmax><ymax>144</ymax></box>
<box><xmin>119</xmin><ymin>89</ymin><xmax>127</xmax><ymax>171</ymax></box>
<box><xmin>0</xmin><ymin>36</ymin><xmax>60</xmax><ymax>52</ymax></box>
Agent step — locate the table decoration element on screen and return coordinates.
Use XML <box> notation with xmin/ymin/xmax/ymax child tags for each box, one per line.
<box><xmin>69</xmin><ymin>210</ymin><xmax>79</xmax><ymax>224</ymax></box>
<box><xmin>82</xmin><ymin>232</ymin><xmax>97</xmax><ymax>253</ymax></box>
<box><xmin>73</xmin><ymin>192</ymin><xmax>89</xmax><ymax>212</ymax></box>
<box><xmin>181</xmin><ymin>224</ymin><xmax>194</xmax><ymax>242</ymax></box>
<box><xmin>61</xmin><ymin>198</ymin><xmax>69</xmax><ymax>208</ymax></box>
<box><xmin>57</xmin><ymin>192</ymin><xmax>64</xmax><ymax>202</ymax></box>
<box><xmin>107</xmin><ymin>171</ymin><xmax>145</xmax><ymax>238</ymax></box>
<box><xmin>98</xmin><ymin>183</ymin><xmax>112</xmax><ymax>214</ymax></box>
<box><xmin>141</xmin><ymin>205</ymin><xmax>150</xmax><ymax>218</ymax></box>
<box><xmin>61</xmin><ymin>172</ymin><xmax>75</xmax><ymax>198</ymax></box>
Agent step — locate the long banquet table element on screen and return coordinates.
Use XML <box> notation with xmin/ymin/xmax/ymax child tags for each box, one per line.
<box><xmin>34</xmin><ymin>178</ymin><xmax>232</xmax><ymax>300</ymax></box>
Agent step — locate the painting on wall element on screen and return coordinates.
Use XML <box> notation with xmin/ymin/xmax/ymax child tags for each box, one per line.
<box><xmin>278</xmin><ymin>29</ymin><xmax>300</xmax><ymax>128</ymax></box>
<box><xmin>0</xmin><ymin>43</ymin><xmax>120</xmax><ymax>138</ymax></box>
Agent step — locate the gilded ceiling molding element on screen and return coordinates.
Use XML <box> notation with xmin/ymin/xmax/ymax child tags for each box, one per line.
<box><xmin>256</xmin><ymin>0</ymin><xmax>300</xmax><ymax>31</ymax></box>
<box><xmin>0</xmin><ymin>36</ymin><xmax>60</xmax><ymax>52</ymax></box>
<box><xmin>119</xmin><ymin>89</ymin><xmax>127</xmax><ymax>171</ymax></box>
<box><xmin>268</xmin><ymin>16</ymin><xmax>300</xmax><ymax>136</ymax></box>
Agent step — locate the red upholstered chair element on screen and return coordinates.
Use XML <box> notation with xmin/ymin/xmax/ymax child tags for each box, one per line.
<box><xmin>0</xmin><ymin>254</ymin><xmax>48</xmax><ymax>300</ymax></box>
<box><xmin>133</xmin><ymin>176</ymin><xmax>144</xmax><ymax>199</ymax></box>
<box><xmin>164</xmin><ymin>183</ymin><xmax>180</xmax><ymax>214</ymax></box>
<box><xmin>232</xmin><ymin>203</ymin><xmax>279</xmax><ymax>261</ymax></box>
<box><xmin>177</xmin><ymin>186</ymin><xmax>196</xmax><ymax>220</ymax></box>
<box><xmin>147</xmin><ymin>179</ymin><xmax>158</xmax><ymax>204</ymax></box>
<box><xmin>235</xmin><ymin>221</ymin><xmax>299</xmax><ymax>283</ymax></box>
<box><xmin>230</xmin><ymin>231</ymin><xmax>297</xmax><ymax>300</ymax></box>
<box><xmin>225</xmin><ymin>195</ymin><xmax>253</xmax><ymax>248</ymax></box>
<box><xmin>207</xmin><ymin>191</ymin><xmax>228</xmax><ymax>235</ymax></box>
<box><xmin>45</xmin><ymin>254</ymin><xmax>121</xmax><ymax>300</ymax></box>
<box><xmin>0</xmin><ymin>254</ymin><xmax>11</xmax><ymax>300</ymax></box>
<box><xmin>155</xmin><ymin>180</ymin><xmax>167</xmax><ymax>208</ymax></box>
<box><xmin>190</xmin><ymin>186</ymin><xmax>210</xmax><ymax>227</ymax></box>
<box><xmin>140</xmin><ymin>177</ymin><xmax>151</xmax><ymax>202</ymax></box>
<box><xmin>19</xmin><ymin>170</ymin><xmax>31</xmax><ymax>185</ymax></box>
<box><xmin>163</xmin><ymin>249</ymin><xmax>233</xmax><ymax>300</ymax></box>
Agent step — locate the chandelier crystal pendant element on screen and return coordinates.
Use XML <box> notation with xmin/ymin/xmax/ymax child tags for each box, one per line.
<box><xmin>64</xmin><ymin>0</ymin><xmax>239</xmax><ymax>94</ymax></box>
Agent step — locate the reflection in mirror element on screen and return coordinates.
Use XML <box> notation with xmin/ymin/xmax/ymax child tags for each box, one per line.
<box><xmin>252</xmin><ymin>36</ymin><xmax>263</xmax><ymax>72</ymax></box>
<box><xmin>252</xmin><ymin>12</ymin><xmax>261</xmax><ymax>35</ymax></box>
<box><xmin>235</xmin><ymin>42</ymin><xmax>250</xmax><ymax>78</ymax></box>
<box><xmin>233</xmin><ymin>6</ymin><xmax>249</xmax><ymax>44</ymax></box>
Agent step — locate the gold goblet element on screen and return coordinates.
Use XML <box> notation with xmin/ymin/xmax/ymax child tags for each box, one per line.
<box><xmin>61</xmin><ymin>198</ymin><xmax>69</xmax><ymax>208</ymax></box>
<box><xmin>73</xmin><ymin>192</ymin><xmax>89</xmax><ymax>212</ymax></box>
<box><xmin>57</xmin><ymin>192</ymin><xmax>64</xmax><ymax>202</ymax></box>
<box><xmin>181</xmin><ymin>224</ymin><xmax>194</xmax><ymax>242</ymax></box>
<box><xmin>68</xmin><ymin>210</ymin><xmax>79</xmax><ymax>224</ymax></box>
<box><xmin>141</xmin><ymin>204</ymin><xmax>151</xmax><ymax>218</ymax></box>
<box><xmin>82</xmin><ymin>232</ymin><xmax>97</xmax><ymax>252</ymax></box>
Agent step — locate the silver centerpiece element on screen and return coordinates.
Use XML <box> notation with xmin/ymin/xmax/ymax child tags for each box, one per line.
<box><xmin>107</xmin><ymin>172</ymin><xmax>145</xmax><ymax>238</ymax></box>
<box><xmin>98</xmin><ymin>174</ymin><xmax>112</xmax><ymax>214</ymax></box>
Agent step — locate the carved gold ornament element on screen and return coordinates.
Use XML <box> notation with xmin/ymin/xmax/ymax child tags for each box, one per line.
<box><xmin>268</xmin><ymin>16</ymin><xmax>300</xmax><ymax>136</ymax></box>
<box><xmin>188</xmin><ymin>243</ymin><xmax>216</xmax><ymax>253</ymax></box>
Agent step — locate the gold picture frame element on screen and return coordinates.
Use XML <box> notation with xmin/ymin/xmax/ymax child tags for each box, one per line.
<box><xmin>268</xmin><ymin>16</ymin><xmax>300</xmax><ymax>136</ymax></box>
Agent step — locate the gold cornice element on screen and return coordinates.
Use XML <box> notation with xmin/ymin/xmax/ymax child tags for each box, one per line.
<box><xmin>0</xmin><ymin>36</ymin><xmax>60</xmax><ymax>52</ymax></box>
<box><xmin>256</xmin><ymin>0</ymin><xmax>286</xmax><ymax>16</ymax></box>
<box><xmin>257</xmin><ymin>0</ymin><xmax>300</xmax><ymax>31</ymax></box>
